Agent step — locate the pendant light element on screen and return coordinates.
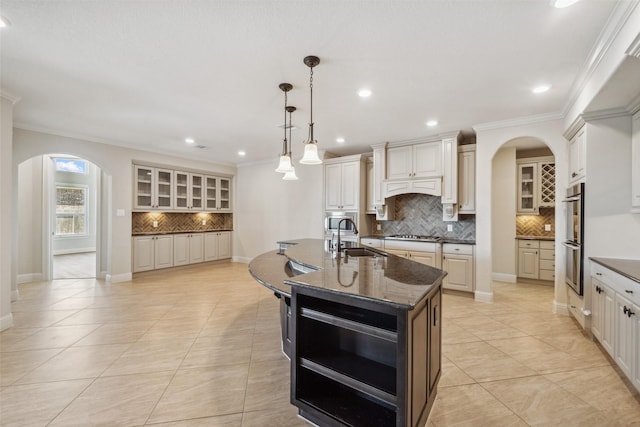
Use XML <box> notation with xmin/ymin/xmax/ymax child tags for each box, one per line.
<box><xmin>282</xmin><ymin>106</ymin><xmax>299</xmax><ymax>181</ymax></box>
<box><xmin>300</xmin><ymin>55</ymin><xmax>322</xmax><ymax>165</ymax></box>
<box><xmin>275</xmin><ymin>83</ymin><xmax>294</xmax><ymax>173</ymax></box>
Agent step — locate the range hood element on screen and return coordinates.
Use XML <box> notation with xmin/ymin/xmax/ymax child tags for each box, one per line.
<box><xmin>383</xmin><ymin>178</ymin><xmax>442</xmax><ymax>198</ymax></box>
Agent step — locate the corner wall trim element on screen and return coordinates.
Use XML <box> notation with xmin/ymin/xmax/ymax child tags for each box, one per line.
<box><xmin>106</xmin><ymin>272</ymin><xmax>132</xmax><ymax>283</ymax></box>
<box><xmin>0</xmin><ymin>314</ymin><xmax>14</xmax><ymax>331</ymax></box>
<box><xmin>491</xmin><ymin>273</ymin><xmax>517</xmax><ymax>283</ymax></box>
<box><xmin>553</xmin><ymin>300</ymin><xmax>570</xmax><ymax>316</ymax></box>
<box><xmin>11</xmin><ymin>290</ymin><xmax>19</xmax><ymax>301</ymax></box>
<box><xmin>474</xmin><ymin>290</ymin><xmax>493</xmax><ymax>303</ymax></box>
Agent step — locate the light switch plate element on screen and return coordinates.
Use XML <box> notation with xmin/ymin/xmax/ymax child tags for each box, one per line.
<box><xmin>447</xmin><ymin>224</ymin><xmax>453</xmax><ymax>232</ymax></box>
<box><xmin>116</xmin><ymin>209</ymin><xmax>125</xmax><ymax>217</ymax></box>
<box><xmin>153</xmin><ymin>221</ymin><xmax>158</xmax><ymax>228</ymax></box>
<box><xmin>202</xmin><ymin>220</ymin><xmax>206</xmax><ymax>225</ymax></box>
<box><xmin>545</xmin><ymin>224</ymin><xmax>551</xmax><ymax>231</ymax></box>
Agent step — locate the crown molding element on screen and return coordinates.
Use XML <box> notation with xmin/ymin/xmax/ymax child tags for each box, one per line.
<box><xmin>563</xmin><ymin>115</ymin><xmax>586</xmax><ymax>140</ymax></box>
<box><xmin>627</xmin><ymin>92</ymin><xmax>640</xmax><ymax>115</ymax></box>
<box><xmin>0</xmin><ymin>90</ymin><xmax>21</xmax><ymax>104</ymax></box>
<box><xmin>561</xmin><ymin>0</ymin><xmax>640</xmax><ymax>116</ymax></box>
<box><xmin>472</xmin><ymin>111</ymin><xmax>564</xmax><ymax>132</ymax></box>
<box><xmin>625</xmin><ymin>31</ymin><xmax>640</xmax><ymax>58</ymax></box>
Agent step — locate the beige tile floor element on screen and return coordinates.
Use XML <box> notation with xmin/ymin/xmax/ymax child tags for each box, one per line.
<box><xmin>53</xmin><ymin>252</ymin><xmax>96</xmax><ymax>280</ymax></box>
<box><xmin>1</xmin><ymin>262</ymin><xmax>638</xmax><ymax>426</ymax></box>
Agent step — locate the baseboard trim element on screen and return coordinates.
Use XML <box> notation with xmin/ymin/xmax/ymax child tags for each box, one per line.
<box><xmin>17</xmin><ymin>273</ymin><xmax>43</xmax><ymax>284</ymax></box>
<box><xmin>492</xmin><ymin>273</ymin><xmax>517</xmax><ymax>283</ymax></box>
<box><xmin>53</xmin><ymin>248</ymin><xmax>96</xmax><ymax>256</ymax></box>
<box><xmin>474</xmin><ymin>290</ymin><xmax>494</xmax><ymax>303</ymax></box>
<box><xmin>106</xmin><ymin>272</ymin><xmax>132</xmax><ymax>283</ymax></box>
<box><xmin>232</xmin><ymin>256</ymin><xmax>251</xmax><ymax>264</ymax></box>
<box><xmin>553</xmin><ymin>300</ymin><xmax>570</xmax><ymax>316</ymax></box>
<box><xmin>0</xmin><ymin>313</ymin><xmax>14</xmax><ymax>331</ymax></box>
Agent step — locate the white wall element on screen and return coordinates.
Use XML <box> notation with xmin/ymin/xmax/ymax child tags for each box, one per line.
<box><xmin>234</xmin><ymin>160</ymin><xmax>324</xmax><ymax>261</ymax></box>
<box><xmin>1</xmin><ymin>95</ymin><xmax>16</xmax><ymax>330</ymax></box>
<box><xmin>491</xmin><ymin>146</ymin><xmax>517</xmax><ymax>282</ymax></box>
<box><xmin>17</xmin><ymin>157</ymin><xmax>44</xmax><ymax>282</ymax></box>
<box><xmin>475</xmin><ymin>118</ymin><xmax>569</xmax><ymax>307</ymax></box>
<box><xmin>13</xmin><ymin>129</ymin><xmax>236</xmax><ymax>283</ymax></box>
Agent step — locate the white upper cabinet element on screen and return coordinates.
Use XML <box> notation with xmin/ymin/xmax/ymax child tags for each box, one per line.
<box><xmin>325</xmin><ymin>158</ymin><xmax>362</xmax><ymax>211</ymax></box>
<box><xmin>366</xmin><ymin>159</ymin><xmax>375</xmax><ymax>213</ymax></box>
<box><xmin>205</xmin><ymin>176</ymin><xmax>232</xmax><ymax>212</ymax></box>
<box><xmin>387</xmin><ymin>142</ymin><xmax>441</xmax><ymax>180</ymax></box>
<box><xmin>441</xmin><ymin>136</ymin><xmax>458</xmax><ymax>205</ymax></box>
<box><xmin>632</xmin><ymin>111</ymin><xmax>640</xmax><ymax>213</ymax></box>
<box><xmin>569</xmin><ymin>125</ymin><xmax>586</xmax><ymax>184</ymax></box>
<box><xmin>458</xmin><ymin>145</ymin><xmax>476</xmax><ymax>214</ymax></box>
<box><xmin>174</xmin><ymin>172</ymin><xmax>204</xmax><ymax>210</ymax></box>
<box><xmin>134</xmin><ymin>165</ymin><xmax>173</xmax><ymax>210</ymax></box>
<box><xmin>517</xmin><ymin>162</ymin><xmax>538</xmax><ymax>214</ymax></box>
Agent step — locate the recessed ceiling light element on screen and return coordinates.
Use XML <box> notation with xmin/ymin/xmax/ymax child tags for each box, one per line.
<box><xmin>238</xmin><ymin>150</ymin><xmax>246</xmax><ymax>156</ymax></box>
<box><xmin>426</xmin><ymin>120</ymin><xmax>438</xmax><ymax>127</ymax></box>
<box><xmin>0</xmin><ymin>16</ymin><xmax>11</xmax><ymax>28</ymax></box>
<box><xmin>553</xmin><ymin>0</ymin><xmax>580</xmax><ymax>8</ymax></box>
<box><xmin>357</xmin><ymin>88</ymin><xmax>372</xmax><ymax>98</ymax></box>
<box><xmin>532</xmin><ymin>85</ymin><xmax>551</xmax><ymax>94</ymax></box>
<box><xmin>336</xmin><ymin>137</ymin><xmax>345</xmax><ymax>144</ymax></box>
<box><xmin>185</xmin><ymin>138</ymin><xmax>195</xmax><ymax>144</ymax></box>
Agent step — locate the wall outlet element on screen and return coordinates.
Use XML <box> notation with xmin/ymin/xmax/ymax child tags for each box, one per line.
<box><xmin>153</xmin><ymin>221</ymin><xmax>158</xmax><ymax>228</ymax></box>
<box><xmin>116</xmin><ymin>209</ymin><xmax>125</xmax><ymax>217</ymax></box>
<box><xmin>202</xmin><ymin>220</ymin><xmax>206</xmax><ymax>225</ymax></box>
<box><xmin>545</xmin><ymin>224</ymin><xmax>551</xmax><ymax>231</ymax></box>
<box><xmin>377</xmin><ymin>224</ymin><xmax>381</xmax><ymax>231</ymax></box>
<box><xmin>447</xmin><ymin>224</ymin><xmax>453</xmax><ymax>232</ymax></box>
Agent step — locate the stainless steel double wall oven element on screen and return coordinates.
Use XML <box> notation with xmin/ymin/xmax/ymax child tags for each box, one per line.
<box><xmin>562</xmin><ymin>183</ymin><xmax>585</xmax><ymax>295</ymax></box>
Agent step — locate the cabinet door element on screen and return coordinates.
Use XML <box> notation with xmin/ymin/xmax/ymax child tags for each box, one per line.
<box><xmin>324</xmin><ymin>163</ymin><xmax>343</xmax><ymax>210</ymax></box>
<box><xmin>340</xmin><ymin>162</ymin><xmax>359</xmax><ymax>210</ymax></box>
<box><xmin>441</xmin><ymin>138</ymin><xmax>457</xmax><ymax>204</ymax></box>
<box><xmin>173</xmin><ymin>234</ymin><xmax>190</xmax><ymax>266</ymax></box>
<box><xmin>615</xmin><ymin>293</ymin><xmax>635</xmax><ymax>378</ymax></box>
<box><xmin>174</xmin><ymin>172</ymin><xmax>189</xmax><ymax>210</ymax></box>
<box><xmin>410</xmin><ymin>251</ymin><xmax>437</xmax><ymax>267</ymax></box>
<box><xmin>372</xmin><ymin>147</ymin><xmax>386</xmax><ymax>206</ymax></box>
<box><xmin>517</xmin><ymin>163</ymin><xmax>538</xmax><ymax>214</ymax></box>
<box><xmin>134</xmin><ymin>166</ymin><xmax>155</xmax><ymax>210</ymax></box>
<box><xmin>132</xmin><ymin>236</ymin><xmax>155</xmax><ymax>272</ymax></box>
<box><xmin>602</xmin><ymin>285</ymin><xmax>615</xmax><ymax>357</ymax></box>
<box><xmin>204</xmin><ymin>232</ymin><xmax>219</xmax><ymax>261</ymax></box>
<box><xmin>387</xmin><ymin>146</ymin><xmax>413</xmax><ymax>179</ymax></box>
<box><xmin>189</xmin><ymin>234</ymin><xmax>204</xmax><ymax>263</ymax></box>
<box><xmin>386</xmin><ymin>249</ymin><xmax>408</xmax><ymax>259</ymax></box>
<box><xmin>366</xmin><ymin>161</ymin><xmax>375</xmax><ymax>213</ymax></box>
<box><xmin>538</xmin><ymin>162</ymin><xmax>555</xmax><ymax>208</ymax></box>
<box><xmin>154</xmin><ymin>235</ymin><xmax>174</xmax><ymax>269</ymax></box>
<box><xmin>218</xmin><ymin>178</ymin><xmax>232</xmax><ymax>211</ymax></box>
<box><xmin>633</xmin><ymin>303</ymin><xmax>640</xmax><ymax>392</ymax></box>
<box><xmin>414</xmin><ymin>142</ymin><xmax>441</xmax><ymax>178</ymax></box>
<box><xmin>190</xmin><ymin>174</ymin><xmax>204</xmax><ymax>210</ymax></box>
<box><xmin>442</xmin><ymin>254</ymin><xmax>474</xmax><ymax>292</ymax></box>
<box><xmin>518</xmin><ymin>248</ymin><xmax>539</xmax><ymax>279</ymax></box>
<box><xmin>591</xmin><ymin>279</ymin><xmax>604</xmax><ymax>342</ymax></box>
<box><xmin>155</xmin><ymin>169</ymin><xmax>173</xmax><ymax>209</ymax></box>
<box><xmin>458</xmin><ymin>149</ymin><xmax>476</xmax><ymax>213</ymax></box>
<box><xmin>429</xmin><ymin>289</ymin><xmax>441</xmax><ymax>395</ymax></box>
<box><xmin>217</xmin><ymin>231</ymin><xmax>231</xmax><ymax>259</ymax></box>
<box><xmin>205</xmin><ymin>176</ymin><xmax>218</xmax><ymax>210</ymax></box>
<box><xmin>569</xmin><ymin>127</ymin><xmax>586</xmax><ymax>183</ymax></box>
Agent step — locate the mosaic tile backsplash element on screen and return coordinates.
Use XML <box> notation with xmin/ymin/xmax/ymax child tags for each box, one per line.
<box><xmin>516</xmin><ymin>207</ymin><xmax>555</xmax><ymax>237</ymax></box>
<box><xmin>375</xmin><ymin>194</ymin><xmax>476</xmax><ymax>240</ymax></box>
<box><xmin>132</xmin><ymin>212</ymin><xmax>233</xmax><ymax>234</ymax></box>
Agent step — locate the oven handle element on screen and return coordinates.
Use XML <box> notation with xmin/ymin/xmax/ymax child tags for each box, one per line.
<box><xmin>562</xmin><ymin>241</ymin><xmax>580</xmax><ymax>250</ymax></box>
<box><xmin>562</xmin><ymin>196</ymin><xmax>581</xmax><ymax>203</ymax></box>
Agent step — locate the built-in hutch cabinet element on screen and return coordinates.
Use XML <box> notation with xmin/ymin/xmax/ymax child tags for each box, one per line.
<box><xmin>517</xmin><ymin>239</ymin><xmax>554</xmax><ymax>281</ymax></box>
<box><xmin>132</xmin><ymin>231</ymin><xmax>231</xmax><ymax>273</ymax></box>
<box><xmin>133</xmin><ymin>163</ymin><xmax>232</xmax><ymax>212</ymax></box>
<box><xmin>590</xmin><ymin>261</ymin><xmax>640</xmax><ymax>393</ymax></box>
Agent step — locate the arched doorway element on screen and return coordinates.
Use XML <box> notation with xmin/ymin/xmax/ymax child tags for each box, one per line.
<box><xmin>16</xmin><ymin>153</ymin><xmax>110</xmax><ymax>283</ymax></box>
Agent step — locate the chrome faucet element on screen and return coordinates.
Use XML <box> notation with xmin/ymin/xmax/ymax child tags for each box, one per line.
<box><xmin>336</xmin><ymin>218</ymin><xmax>359</xmax><ymax>255</ymax></box>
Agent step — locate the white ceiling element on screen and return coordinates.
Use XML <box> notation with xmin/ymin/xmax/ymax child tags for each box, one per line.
<box><xmin>0</xmin><ymin>0</ymin><xmax>623</xmax><ymax>166</ymax></box>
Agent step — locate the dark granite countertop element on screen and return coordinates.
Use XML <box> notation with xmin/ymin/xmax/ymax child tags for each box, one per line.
<box><xmin>590</xmin><ymin>257</ymin><xmax>640</xmax><ymax>284</ymax></box>
<box><xmin>516</xmin><ymin>236</ymin><xmax>555</xmax><ymax>241</ymax></box>
<box><xmin>249</xmin><ymin>239</ymin><xmax>447</xmax><ymax>309</ymax></box>
<box><xmin>360</xmin><ymin>235</ymin><xmax>476</xmax><ymax>245</ymax></box>
<box><xmin>132</xmin><ymin>229</ymin><xmax>233</xmax><ymax>236</ymax></box>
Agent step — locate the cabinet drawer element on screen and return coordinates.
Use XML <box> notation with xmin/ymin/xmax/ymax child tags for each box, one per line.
<box><xmin>518</xmin><ymin>240</ymin><xmax>540</xmax><ymax>249</ymax></box>
<box><xmin>592</xmin><ymin>263</ymin><xmax>640</xmax><ymax>307</ymax></box>
<box><xmin>539</xmin><ymin>240</ymin><xmax>555</xmax><ymax>250</ymax></box>
<box><xmin>540</xmin><ymin>259</ymin><xmax>555</xmax><ymax>271</ymax></box>
<box><xmin>384</xmin><ymin>240</ymin><xmax>437</xmax><ymax>252</ymax></box>
<box><xmin>360</xmin><ymin>238</ymin><xmax>383</xmax><ymax>249</ymax></box>
<box><xmin>540</xmin><ymin>249</ymin><xmax>555</xmax><ymax>260</ymax></box>
<box><xmin>539</xmin><ymin>269</ymin><xmax>555</xmax><ymax>281</ymax></box>
<box><xmin>442</xmin><ymin>243</ymin><xmax>473</xmax><ymax>256</ymax></box>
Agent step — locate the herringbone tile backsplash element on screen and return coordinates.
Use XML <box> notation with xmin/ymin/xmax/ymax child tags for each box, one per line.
<box><xmin>516</xmin><ymin>207</ymin><xmax>555</xmax><ymax>237</ymax></box>
<box><xmin>377</xmin><ymin>194</ymin><xmax>476</xmax><ymax>240</ymax></box>
<box><xmin>132</xmin><ymin>212</ymin><xmax>233</xmax><ymax>234</ymax></box>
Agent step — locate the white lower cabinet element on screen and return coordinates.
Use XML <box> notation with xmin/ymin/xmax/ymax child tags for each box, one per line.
<box><xmin>517</xmin><ymin>239</ymin><xmax>555</xmax><ymax>281</ymax></box>
<box><xmin>442</xmin><ymin>244</ymin><xmax>474</xmax><ymax>292</ymax></box>
<box><xmin>204</xmin><ymin>231</ymin><xmax>231</xmax><ymax>261</ymax></box>
<box><xmin>173</xmin><ymin>233</ymin><xmax>204</xmax><ymax>266</ymax></box>
<box><xmin>591</xmin><ymin>262</ymin><xmax>640</xmax><ymax>393</ymax></box>
<box><xmin>132</xmin><ymin>235</ymin><xmax>174</xmax><ymax>272</ymax></box>
<box><xmin>383</xmin><ymin>240</ymin><xmax>441</xmax><ymax>269</ymax></box>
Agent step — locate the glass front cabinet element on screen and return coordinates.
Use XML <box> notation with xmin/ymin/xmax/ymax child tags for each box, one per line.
<box><xmin>517</xmin><ymin>163</ymin><xmax>538</xmax><ymax>214</ymax></box>
<box><xmin>134</xmin><ymin>165</ymin><xmax>173</xmax><ymax>210</ymax></box>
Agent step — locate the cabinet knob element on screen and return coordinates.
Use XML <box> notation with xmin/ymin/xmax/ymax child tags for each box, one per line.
<box><xmin>625</xmin><ymin>290</ymin><xmax>633</xmax><ymax>294</ymax></box>
<box><xmin>596</xmin><ymin>272</ymin><xmax>602</xmax><ymax>276</ymax></box>
<box><xmin>572</xmin><ymin>172</ymin><xmax>577</xmax><ymax>178</ymax></box>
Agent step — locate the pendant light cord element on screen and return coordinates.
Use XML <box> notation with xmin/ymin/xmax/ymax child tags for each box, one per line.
<box><xmin>308</xmin><ymin>67</ymin><xmax>314</xmax><ymax>143</ymax></box>
<box><xmin>282</xmin><ymin>90</ymin><xmax>288</xmax><ymax>155</ymax></box>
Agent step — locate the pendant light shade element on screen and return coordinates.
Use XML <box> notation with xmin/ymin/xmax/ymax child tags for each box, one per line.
<box><xmin>300</xmin><ymin>55</ymin><xmax>322</xmax><ymax>165</ymax></box>
<box><xmin>283</xmin><ymin>105</ymin><xmax>299</xmax><ymax>180</ymax></box>
<box><xmin>275</xmin><ymin>83</ymin><xmax>294</xmax><ymax>173</ymax></box>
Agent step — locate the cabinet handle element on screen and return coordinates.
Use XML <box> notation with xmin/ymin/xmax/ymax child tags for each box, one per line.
<box><xmin>625</xmin><ymin>290</ymin><xmax>633</xmax><ymax>294</ymax></box>
<box><xmin>433</xmin><ymin>305</ymin><xmax>438</xmax><ymax>326</ymax></box>
<box><xmin>596</xmin><ymin>272</ymin><xmax>602</xmax><ymax>276</ymax></box>
<box><xmin>572</xmin><ymin>172</ymin><xmax>577</xmax><ymax>178</ymax></box>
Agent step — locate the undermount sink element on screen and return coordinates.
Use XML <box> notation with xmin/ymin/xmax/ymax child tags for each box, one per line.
<box><xmin>342</xmin><ymin>247</ymin><xmax>386</xmax><ymax>257</ymax></box>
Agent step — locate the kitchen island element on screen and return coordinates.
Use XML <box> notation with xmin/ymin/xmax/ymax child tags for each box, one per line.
<box><xmin>249</xmin><ymin>239</ymin><xmax>446</xmax><ymax>427</ymax></box>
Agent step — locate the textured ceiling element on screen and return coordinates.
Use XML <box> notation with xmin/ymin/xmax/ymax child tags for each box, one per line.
<box><xmin>0</xmin><ymin>0</ymin><xmax>622</xmax><ymax>166</ymax></box>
